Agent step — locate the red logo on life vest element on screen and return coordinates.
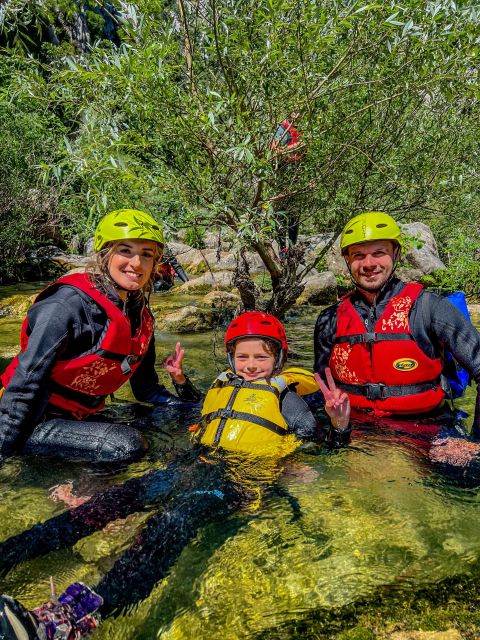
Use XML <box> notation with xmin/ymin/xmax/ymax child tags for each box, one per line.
<box><xmin>393</xmin><ymin>358</ymin><xmax>418</xmax><ymax>372</ymax></box>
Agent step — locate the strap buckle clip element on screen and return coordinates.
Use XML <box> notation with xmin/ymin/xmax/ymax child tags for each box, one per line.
<box><xmin>365</xmin><ymin>383</ymin><xmax>386</xmax><ymax>401</ymax></box>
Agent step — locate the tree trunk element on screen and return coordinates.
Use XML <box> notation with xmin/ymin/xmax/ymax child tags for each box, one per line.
<box><xmin>233</xmin><ymin>249</ymin><xmax>260</xmax><ymax>311</ymax></box>
<box><xmin>265</xmin><ymin>244</ymin><xmax>306</xmax><ymax>318</ymax></box>
<box><xmin>71</xmin><ymin>4</ymin><xmax>91</xmax><ymax>53</ymax></box>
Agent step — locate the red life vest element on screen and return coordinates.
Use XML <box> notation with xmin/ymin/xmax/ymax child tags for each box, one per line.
<box><xmin>1</xmin><ymin>273</ymin><xmax>154</xmax><ymax>419</ymax></box>
<box><xmin>329</xmin><ymin>283</ymin><xmax>445</xmax><ymax>416</ymax></box>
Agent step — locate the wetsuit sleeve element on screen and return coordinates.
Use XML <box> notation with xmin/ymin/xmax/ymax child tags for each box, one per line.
<box><xmin>421</xmin><ymin>293</ymin><xmax>480</xmax><ymax>435</ymax></box>
<box><xmin>281</xmin><ymin>368</ymin><xmax>320</xmax><ymax>395</ymax></box>
<box><xmin>0</xmin><ymin>295</ymin><xmax>74</xmax><ymax>457</ymax></box>
<box><xmin>314</xmin><ymin>304</ymin><xmax>338</xmax><ymax>375</ymax></box>
<box><xmin>422</xmin><ymin>293</ymin><xmax>480</xmax><ymax>381</ymax></box>
<box><xmin>130</xmin><ymin>337</ymin><xmax>202</xmax><ymax>405</ymax></box>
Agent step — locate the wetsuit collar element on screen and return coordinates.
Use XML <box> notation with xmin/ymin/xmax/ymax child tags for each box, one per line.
<box><xmin>351</xmin><ymin>277</ymin><xmax>405</xmax><ymax>307</ymax></box>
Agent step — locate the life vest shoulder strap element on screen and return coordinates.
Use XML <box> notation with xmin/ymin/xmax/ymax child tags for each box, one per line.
<box><xmin>212</xmin><ymin>371</ymin><xmax>283</xmax><ymax>396</ymax></box>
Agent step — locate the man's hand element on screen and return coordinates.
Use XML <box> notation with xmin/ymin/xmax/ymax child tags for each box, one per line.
<box><xmin>429</xmin><ymin>437</ymin><xmax>480</xmax><ymax>466</ymax></box>
<box><xmin>314</xmin><ymin>367</ymin><xmax>350</xmax><ymax>430</ymax></box>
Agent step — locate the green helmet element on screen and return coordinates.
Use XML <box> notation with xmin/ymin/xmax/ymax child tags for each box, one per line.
<box><xmin>340</xmin><ymin>211</ymin><xmax>401</xmax><ymax>253</ymax></box>
<box><xmin>94</xmin><ymin>209</ymin><xmax>165</xmax><ymax>253</ymax></box>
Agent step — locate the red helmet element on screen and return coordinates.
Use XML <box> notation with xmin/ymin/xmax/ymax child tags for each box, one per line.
<box><xmin>225</xmin><ymin>312</ymin><xmax>288</xmax><ymax>370</ymax></box>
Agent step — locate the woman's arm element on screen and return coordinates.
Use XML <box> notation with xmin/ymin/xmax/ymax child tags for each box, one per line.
<box><xmin>0</xmin><ymin>291</ymin><xmax>78</xmax><ymax>457</ymax></box>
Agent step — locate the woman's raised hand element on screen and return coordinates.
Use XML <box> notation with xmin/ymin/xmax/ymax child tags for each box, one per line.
<box><xmin>314</xmin><ymin>367</ymin><xmax>350</xmax><ymax>430</ymax></box>
<box><xmin>163</xmin><ymin>342</ymin><xmax>186</xmax><ymax>384</ymax></box>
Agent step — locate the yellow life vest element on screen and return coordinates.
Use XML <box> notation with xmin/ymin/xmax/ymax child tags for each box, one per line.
<box><xmin>194</xmin><ymin>367</ymin><xmax>319</xmax><ymax>457</ymax></box>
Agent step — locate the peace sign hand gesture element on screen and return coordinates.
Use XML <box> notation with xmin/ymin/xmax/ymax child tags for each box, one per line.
<box><xmin>314</xmin><ymin>367</ymin><xmax>350</xmax><ymax>431</ymax></box>
<box><xmin>163</xmin><ymin>342</ymin><xmax>186</xmax><ymax>385</ymax></box>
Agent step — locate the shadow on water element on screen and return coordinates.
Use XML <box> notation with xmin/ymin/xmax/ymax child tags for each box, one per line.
<box><xmin>1</xmin><ymin>290</ymin><xmax>480</xmax><ymax>638</ymax></box>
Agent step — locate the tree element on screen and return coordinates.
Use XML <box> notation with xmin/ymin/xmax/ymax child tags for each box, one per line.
<box><xmin>2</xmin><ymin>0</ymin><xmax>480</xmax><ymax>310</ymax></box>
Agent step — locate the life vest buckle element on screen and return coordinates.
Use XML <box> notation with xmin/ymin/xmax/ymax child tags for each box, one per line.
<box><xmin>120</xmin><ymin>355</ymin><xmax>140</xmax><ymax>375</ymax></box>
<box><xmin>364</xmin><ymin>383</ymin><xmax>387</xmax><ymax>401</ymax></box>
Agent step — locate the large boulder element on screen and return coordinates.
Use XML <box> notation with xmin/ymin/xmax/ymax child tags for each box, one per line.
<box><xmin>296</xmin><ymin>271</ymin><xmax>338</xmax><ymax>306</ymax></box>
<box><xmin>202</xmin><ymin>290</ymin><xmax>241</xmax><ymax>310</ymax></box>
<box><xmin>179</xmin><ymin>271</ymin><xmax>236</xmax><ymax>293</ymax></box>
<box><xmin>169</xmin><ymin>243</ymin><xmax>265</xmax><ymax>276</ymax></box>
<box><xmin>156</xmin><ymin>306</ymin><xmax>214</xmax><ymax>333</ymax></box>
<box><xmin>201</xmin><ymin>290</ymin><xmax>241</xmax><ymax>325</ymax></box>
<box><xmin>401</xmin><ymin>221</ymin><xmax>445</xmax><ymax>274</ymax></box>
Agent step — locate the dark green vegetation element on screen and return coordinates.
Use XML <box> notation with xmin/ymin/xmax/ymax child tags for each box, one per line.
<box><xmin>1</xmin><ymin>0</ymin><xmax>479</xmax><ymax>308</ymax></box>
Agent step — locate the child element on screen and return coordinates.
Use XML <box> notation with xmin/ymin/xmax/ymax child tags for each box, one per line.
<box><xmin>194</xmin><ymin>311</ymin><xmax>351</xmax><ymax>456</ymax></box>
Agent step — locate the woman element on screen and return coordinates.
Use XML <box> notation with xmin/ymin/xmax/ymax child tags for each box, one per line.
<box><xmin>0</xmin><ymin>209</ymin><xmax>200</xmax><ymax>463</ymax></box>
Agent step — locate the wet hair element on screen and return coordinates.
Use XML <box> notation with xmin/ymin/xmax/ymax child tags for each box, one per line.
<box><xmin>87</xmin><ymin>240</ymin><xmax>162</xmax><ymax>304</ymax></box>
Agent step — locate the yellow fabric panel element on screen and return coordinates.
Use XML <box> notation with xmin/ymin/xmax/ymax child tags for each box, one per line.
<box><xmin>279</xmin><ymin>367</ymin><xmax>320</xmax><ymax>396</ymax></box>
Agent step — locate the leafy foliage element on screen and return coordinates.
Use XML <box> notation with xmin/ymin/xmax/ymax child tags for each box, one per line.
<box><xmin>0</xmin><ymin>0</ymin><xmax>479</xmax><ymax>308</ymax></box>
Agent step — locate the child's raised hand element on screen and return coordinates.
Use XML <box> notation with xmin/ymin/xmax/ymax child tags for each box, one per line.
<box><xmin>314</xmin><ymin>367</ymin><xmax>350</xmax><ymax>430</ymax></box>
<box><xmin>163</xmin><ymin>342</ymin><xmax>186</xmax><ymax>384</ymax></box>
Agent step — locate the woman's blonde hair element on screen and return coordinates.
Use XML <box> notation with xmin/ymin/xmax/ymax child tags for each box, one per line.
<box><xmin>87</xmin><ymin>240</ymin><xmax>162</xmax><ymax>304</ymax></box>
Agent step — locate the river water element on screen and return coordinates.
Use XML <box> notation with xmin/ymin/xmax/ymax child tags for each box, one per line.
<box><xmin>0</xmin><ymin>283</ymin><xmax>479</xmax><ymax>639</ymax></box>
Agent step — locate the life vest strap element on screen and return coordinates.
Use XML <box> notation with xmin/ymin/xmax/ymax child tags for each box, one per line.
<box><xmin>214</xmin><ymin>378</ymin><xmax>280</xmax><ymax>395</ymax></box>
<box><xmin>339</xmin><ymin>381</ymin><xmax>440</xmax><ymax>401</ymax></box>
<box><xmin>201</xmin><ymin>409</ymin><xmax>287</xmax><ymax>436</ymax></box>
<box><xmin>95</xmin><ymin>350</ymin><xmax>144</xmax><ymax>374</ymax></box>
<box><xmin>48</xmin><ymin>380</ymin><xmax>105</xmax><ymax>407</ymax></box>
<box><xmin>334</xmin><ymin>332</ymin><xmax>412</xmax><ymax>346</ymax></box>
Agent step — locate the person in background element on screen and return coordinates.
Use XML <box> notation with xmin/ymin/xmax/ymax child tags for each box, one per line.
<box><xmin>153</xmin><ymin>246</ymin><xmax>189</xmax><ymax>292</ymax></box>
<box><xmin>271</xmin><ymin>111</ymin><xmax>305</xmax><ymax>254</ymax></box>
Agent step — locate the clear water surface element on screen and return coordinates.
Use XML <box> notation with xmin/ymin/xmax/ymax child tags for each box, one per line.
<box><xmin>1</xmin><ymin>284</ymin><xmax>479</xmax><ymax>639</ymax></box>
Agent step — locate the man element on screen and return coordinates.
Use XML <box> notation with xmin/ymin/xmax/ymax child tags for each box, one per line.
<box><xmin>314</xmin><ymin>211</ymin><xmax>480</xmax><ymax>435</ymax></box>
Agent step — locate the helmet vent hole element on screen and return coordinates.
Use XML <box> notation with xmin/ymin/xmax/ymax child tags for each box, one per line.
<box><xmin>260</xmin><ymin>321</ymin><xmax>272</xmax><ymax>325</ymax></box>
<box><xmin>344</xmin><ymin>230</ymin><xmax>353</xmax><ymax>234</ymax></box>
<box><xmin>114</xmin><ymin>222</ymin><xmax>128</xmax><ymax>227</ymax></box>
<box><xmin>376</xmin><ymin>223</ymin><xmax>387</xmax><ymax>228</ymax></box>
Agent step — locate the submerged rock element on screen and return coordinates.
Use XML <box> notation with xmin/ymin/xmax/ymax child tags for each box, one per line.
<box><xmin>389</xmin><ymin>631</ymin><xmax>462</xmax><ymax>640</ymax></box>
<box><xmin>0</xmin><ymin>293</ymin><xmax>36</xmax><ymax>317</ymax></box>
<box><xmin>156</xmin><ymin>306</ymin><xmax>214</xmax><ymax>333</ymax></box>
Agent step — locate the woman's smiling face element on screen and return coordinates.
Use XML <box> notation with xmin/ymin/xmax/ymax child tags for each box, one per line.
<box><xmin>107</xmin><ymin>239</ymin><xmax>157</xmax><ymax>297</ymax></box>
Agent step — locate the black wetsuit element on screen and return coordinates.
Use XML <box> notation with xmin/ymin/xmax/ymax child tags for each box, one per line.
<box><xmin>0</xmin><ymin>282</ymin><xmax>200</xmax><ymax>462</ymax></box>
<box><xmin>314</xmin><ymin>278</ymin><xmax>480</xmax><ymax>433</ymax></box>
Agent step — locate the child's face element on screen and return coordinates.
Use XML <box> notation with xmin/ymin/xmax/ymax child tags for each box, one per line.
<box><xmin>233</xmin><ymin>338</ymin><xmax>276</xmax><ymax>381</ymax></box>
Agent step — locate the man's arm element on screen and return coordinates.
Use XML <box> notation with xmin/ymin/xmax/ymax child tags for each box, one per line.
<box><xmin>423</xmin><ymin>292</ymin><xmax>480</xmax><ymax>435</ymax></box>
